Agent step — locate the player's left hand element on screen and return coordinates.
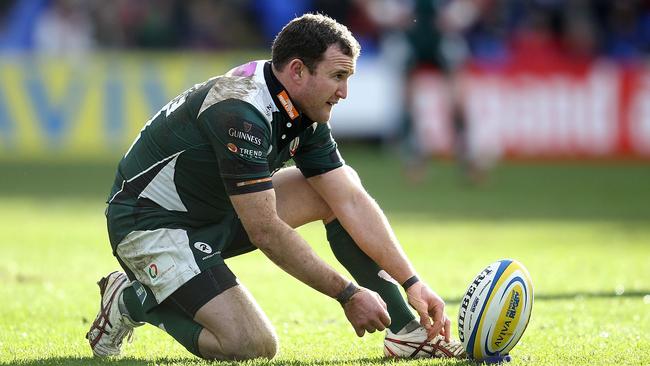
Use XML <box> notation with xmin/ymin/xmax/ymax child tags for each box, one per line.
<box><xmin>405</xmin><ymin>281</ymin><xmax>451</xmax><ymax>342</ymax></box>
<box><xmin>343</xmin><ymin>287</ymin><xmax>391</xmax><ymax>337</ymax></box>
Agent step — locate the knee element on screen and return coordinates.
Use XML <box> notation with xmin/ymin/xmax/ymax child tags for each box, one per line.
<box><xmin>225</xmin><ymin>329</ymin><xmax>278</xmax><ymax>360</ymax></box>
<box><xmin>242</xmin><ymin>328</ymin><xmax>278</xmax><ymax>360</ymax></box>
<box><xmin>201</xmin><ymin>327</ymin><xmax>278</xmax><ymax>360</ymax></box>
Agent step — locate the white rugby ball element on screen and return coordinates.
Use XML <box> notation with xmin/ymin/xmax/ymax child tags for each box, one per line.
<box><xmin>457</xmin><ymin>259</ymin><xmax>533</xmax><ymax>361</ymax></box>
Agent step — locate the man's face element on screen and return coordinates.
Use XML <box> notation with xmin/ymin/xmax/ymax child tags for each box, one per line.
<box><xmin>296</xmin><ymin>45</ymin><xmax>355</xmax><ymax>123</ymax></box>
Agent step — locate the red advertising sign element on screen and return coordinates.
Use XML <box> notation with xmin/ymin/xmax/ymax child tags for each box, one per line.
<box><xmin>412</xmin><ymin>62</ymin><xmax>650</xmax><ymax>159</ymax></box>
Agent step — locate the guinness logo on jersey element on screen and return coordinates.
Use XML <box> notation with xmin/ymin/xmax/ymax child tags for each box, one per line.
<box><xmin>243</xmin><ymin>121</ymin><xmax>252</xmax><ymax>132</ymax></box>
<box><xmin>289</xmin><ymin>137</ymin><xmax>300</xmax><ymax>157</ymax></box>
<box><xmin>228</xmin><ymin>128</ymin><xmax>262</xmax><ymax>146</ymax></box>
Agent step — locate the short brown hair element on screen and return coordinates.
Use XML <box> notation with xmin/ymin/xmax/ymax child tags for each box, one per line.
<box><xmin>271</xmin><ymin>13</ymin><xmax>361</xmax><ymax>73</ymax></box>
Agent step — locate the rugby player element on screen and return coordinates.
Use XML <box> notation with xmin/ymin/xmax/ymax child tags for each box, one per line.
<box><xmin>86</xmin><ymin>13</ymin><xmax>465</xmax><ymax>360</ymax></box>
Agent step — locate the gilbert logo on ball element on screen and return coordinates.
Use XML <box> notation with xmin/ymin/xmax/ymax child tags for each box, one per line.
<box><xmin>458</xmin><ymin>259</ymin><xmax>533</xmax><ymax>361</ymax></box>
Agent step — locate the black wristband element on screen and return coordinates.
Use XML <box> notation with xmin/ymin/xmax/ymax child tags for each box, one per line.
<box><xmin>336</xmin><ymin>282</ymin><xmax>361</xmax><ymax>305</ymax></box>
<box><xmin>402</xmin><ymin>275</ymin><xmax>420</xmax><ymax>290</ymax></box>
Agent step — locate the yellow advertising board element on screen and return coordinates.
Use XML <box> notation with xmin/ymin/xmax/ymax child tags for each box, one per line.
<box><xmin>0</xmin><ymin>52</ymin><xmax>262</xmax><ymax>160</ymax></box>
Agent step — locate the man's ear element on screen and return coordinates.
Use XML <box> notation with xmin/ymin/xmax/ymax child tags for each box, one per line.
<box><xmin>287</xmin><ymin>59</ymin><xmax>305</xmax><ymax>82</ymax></box>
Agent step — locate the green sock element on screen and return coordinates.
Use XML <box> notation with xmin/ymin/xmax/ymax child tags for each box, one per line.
<box><xmin>325</xmin><ymin>219</ymin><xmax>415</xmax><ymax>333</ymax></box>
<box><xmin>121</xmin><ymin>282</ymin><xmax>203</xmax><ymax>357</ymax></box>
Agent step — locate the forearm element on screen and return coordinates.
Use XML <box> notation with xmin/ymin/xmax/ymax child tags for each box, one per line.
<box><xmin>252</xmin><ymin>218</ymin><xmax>349</xmax><ymax>298</ymax></box>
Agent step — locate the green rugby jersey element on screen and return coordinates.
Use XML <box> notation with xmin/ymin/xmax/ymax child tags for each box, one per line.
<box><xmin>107</xmin><ymin>61</ymin><xmax>343</xmax><ymax>243</ymax></box>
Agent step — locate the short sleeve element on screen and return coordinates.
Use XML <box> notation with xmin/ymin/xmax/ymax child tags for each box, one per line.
<box><xmin>293</xmin><ymin>123</ymin><xmax>344</xmax><ymax>178</ymax></box>
<box><xmin>198</xmin><ymin>99</ymin><xmax>273</xmax><ymax>195</ymax></box>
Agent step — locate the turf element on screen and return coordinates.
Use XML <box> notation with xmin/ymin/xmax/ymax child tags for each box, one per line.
<box><xmin>1</xmin><ymin>145</ymin><xmax>649</xmax><ymax>366</ymax></box>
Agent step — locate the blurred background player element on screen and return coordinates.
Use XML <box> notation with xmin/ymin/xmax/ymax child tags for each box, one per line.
<box><xmin>358</xmin><ymin>0</ymin><xmax>485</xmax><ymax>184</ymax></box>
<box><xmin>403</xmin><ymin>0</ymin><xmax>482</xmax><ymax>184</ymax></box>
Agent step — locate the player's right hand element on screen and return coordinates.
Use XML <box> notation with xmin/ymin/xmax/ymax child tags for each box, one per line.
<box><xmin>405</xmin><ymin>281</ymin><xmax>451</xmax><ymax>342</ymax></box>
<box><xmin>342</xmin><ymin>287</ymin><xmax>391</xmax><ymax>337</ymax></box>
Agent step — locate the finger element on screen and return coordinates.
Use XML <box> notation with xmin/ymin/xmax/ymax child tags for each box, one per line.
<box><xmin>420</xmin><ymin>312</ymin><xmax>436</xmax><ymax>341</ymax></box>
<box><xmin>372</xmin><ymin>318</ymin><xmax>387</xmax><ymax>332</ymax></box>
<box><xmin>418</xmin><ymin>309</ymin><xmax>432</xmax><ymax>330</ymax></box>
<box><xmin>444</xmin><ymin>316</ymin><xmax>451</xmax><ymax>343</ymax></box>
<box><xmin>423</xmin><ymin>325</ymin><xmax>435</xmax><ymax>341</ymax></box>
<box><xmin>430</xmin><ymin>320</ymin><xmax>443</xmax><ymax>340</ymax></box>
<box><xmin>430</xmin><ymin>305</ymin><xmax>444</xmax><ymax>335</ymax></box>
<box><xmin>430</xmin><ymin>303</ymin><xmax>443</xmax><ymax>325</ymax></box>
<box><xmin>355</xmin><ymin>326</ymin><xmax>365</xmax><ymax>337</ymax></box>
<box><xmin>380</xmin><ymin>310</ymin><xmax>392</xmax><ymax>328</ymax></box>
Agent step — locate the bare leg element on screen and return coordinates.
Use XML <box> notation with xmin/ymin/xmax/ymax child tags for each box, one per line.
<box><xmin>273</xmin><ymin>167</ymin><xmax>335</xmax><ymax>227</ymax></box>
<box><xmin>194</xmin><ymin>285</ymin><xmax>278</xmax><ymax>360</ymax></box>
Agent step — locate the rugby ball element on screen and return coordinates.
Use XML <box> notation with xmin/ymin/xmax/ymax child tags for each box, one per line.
<box><xmin>457</xmin><ymin>259</ymin><xmax>533</xmax><ymax>361</ymax></box>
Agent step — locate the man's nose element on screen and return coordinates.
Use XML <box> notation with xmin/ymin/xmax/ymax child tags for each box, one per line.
<box><xmin>336</xmin><ymin>81</ymin><xmax>348</xmax><ymax>99</ymax></box>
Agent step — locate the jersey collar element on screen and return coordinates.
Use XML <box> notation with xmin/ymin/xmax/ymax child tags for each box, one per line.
<box><xmin>264</xmin><ymin>62</ymin><xmax>302</xmax><ymax>121</ymax></box>
<box><xmin>264</xmin><ymin>61</ymin><xmax>315</xmax><ymax>146</ymax></box>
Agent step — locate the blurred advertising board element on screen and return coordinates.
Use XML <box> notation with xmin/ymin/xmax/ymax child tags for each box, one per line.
<box><xmin>0</xmin><ymin>53</ymin><xmax>261</xmax><ymax>161</ymax></box>
<box><xmin>0</xmin><ymin>53</ymin><xmax>396</xmax><ymax>161</ymax></box>
<box><xmin>1</xmin><ymin>53</ymin><xmax>649</xmax><ymax>161</ymax></box>
<box><xmin>411</xmin><ymin>61</ymin><xmax>650</xmax><ymax>160</ymax></box>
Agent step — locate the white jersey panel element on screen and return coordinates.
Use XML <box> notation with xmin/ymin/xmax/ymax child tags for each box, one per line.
<box><xmin>138</xmin><ymin>153</ymin><xmax>188</xmax><ymax>212</ymax></box>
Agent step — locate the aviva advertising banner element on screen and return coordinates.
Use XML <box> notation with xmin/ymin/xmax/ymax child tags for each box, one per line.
<box><xmin>0</xmin><ymin>53</ymin><xmax>262</xmax><ymax>161</ymax></box>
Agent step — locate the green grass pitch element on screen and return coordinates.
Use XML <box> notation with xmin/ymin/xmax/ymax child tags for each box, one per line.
<box><xmin>1</xmin><ymin>145</ymin><xmax>649</xmax><ymax>366</ymax></box>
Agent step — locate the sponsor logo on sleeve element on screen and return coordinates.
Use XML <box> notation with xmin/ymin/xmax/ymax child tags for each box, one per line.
<box><xmin>277</xmin><ymin>90</ymin><xmax>298</xmax><ymax>120</ymax></box>
<box><xmin>228</xmin><ymin>127</ymin><xmax>262</xmax><ymax>146</ymax></box>
<box><xmin>227</xmin><ymin>143</ymin><xmax>263</xmax><ymax>159</ymax></box>
<box><xmin>239</xmin><ymin>147</ymin><xmax>264</xmax><ymax>159</ymax></box>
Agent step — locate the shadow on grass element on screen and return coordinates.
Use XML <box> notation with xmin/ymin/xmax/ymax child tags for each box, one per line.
<box><xmin>4</xmin><ymin>356</ymin><xmax>477</xmax><ymax>366</ymax></box>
